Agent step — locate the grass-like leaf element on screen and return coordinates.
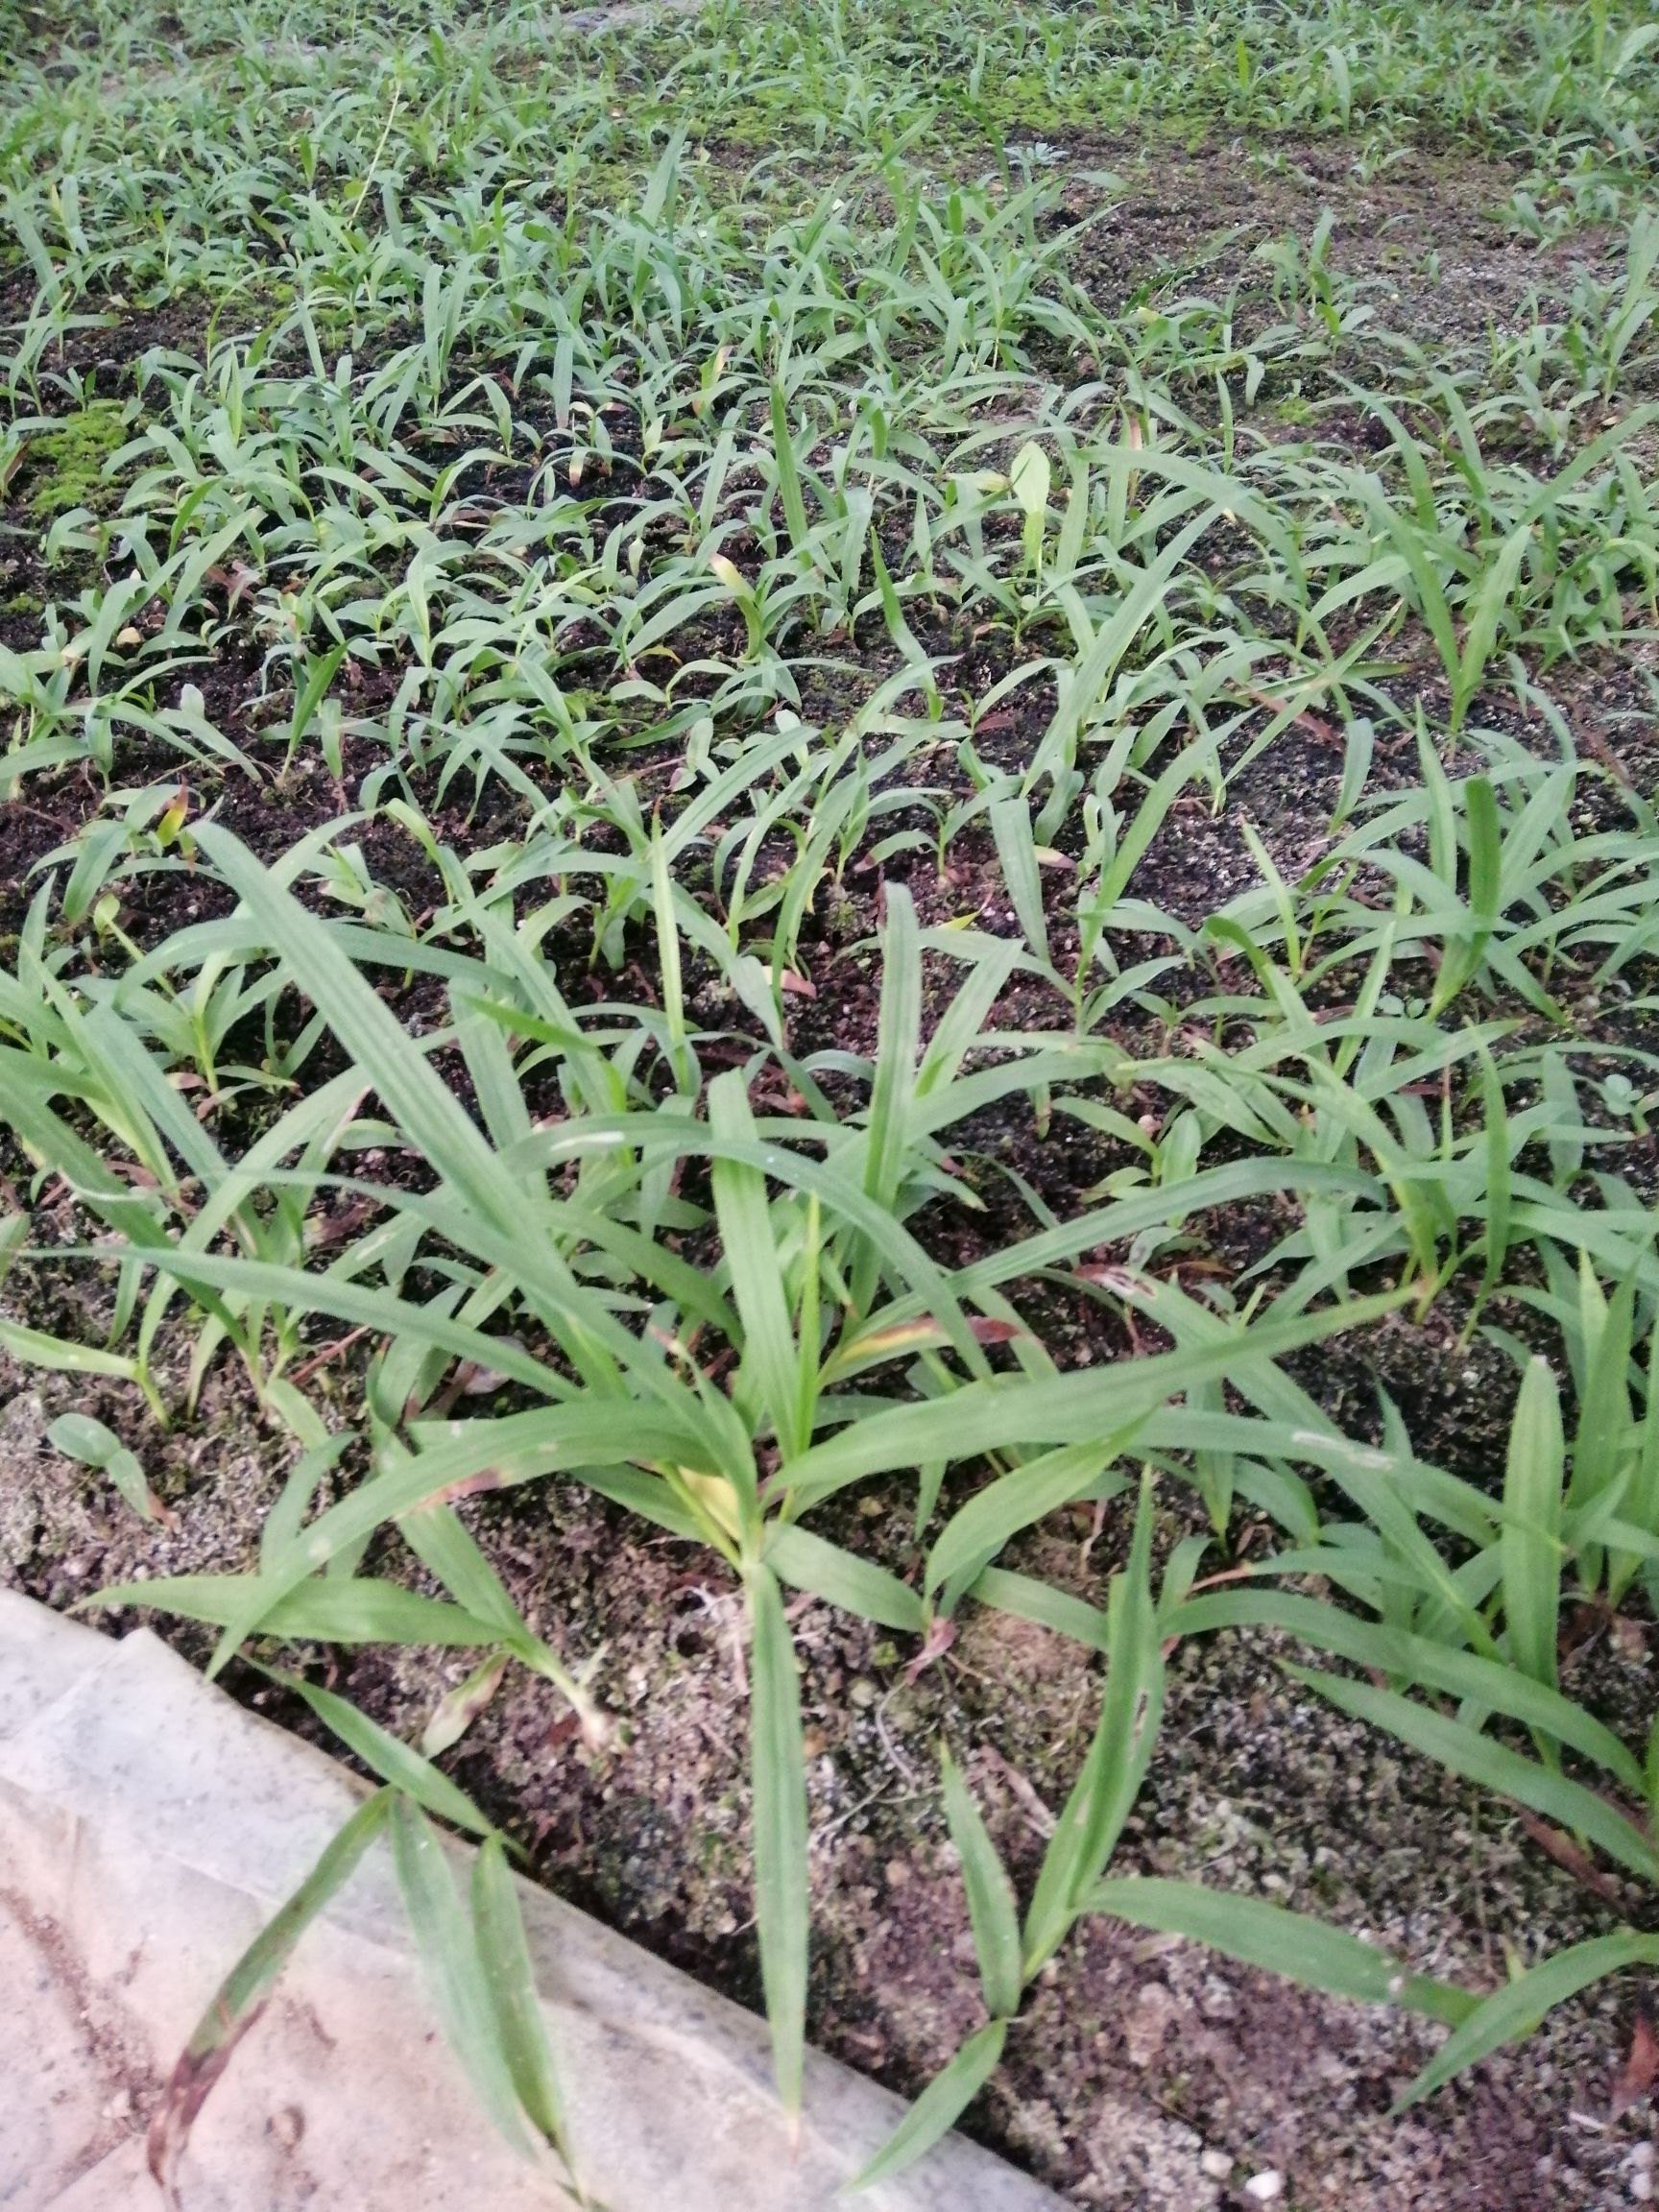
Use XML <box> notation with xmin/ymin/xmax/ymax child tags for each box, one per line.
<box><xmin>1023</xmin><ymin>1475</ymin><xmax>1163</xmax><ymax>1972</ymax></box>
<box><xmin>93</xmin><ymin>1573</ymin><xmax>501</xmax><ymax>1648</ymax></box>
<box><xmin>941</xmin><ymin>1746</ymin><xmax>1023</xmax><ymax>2021</ymax></box>
<box><xmin>1087</xmin><ymin>1877</ymin><xmax>1474</xmax><ymax>2026</ymax></box>
<box><xmin>392</xmin><ymin>1797</ymin><xmax>533</xmax><ymax>2157</ymax></box>
<box><xmin>844</xmin><ymin>2018</ymin><xmax>1007</xmax><ymax>2193</ymax></box>
<box><xmin>746</xmin><ymin>1560</ymin><xmax>810</xmax><ymax>2117</ymax></box>
<box><xmin>149</xmin><ymin>1788</ymin><xmax>395</xmax><ymax>2199</ymax></box>
<box><xmin>1292</xmin><ymin>1666</ymin><xmax>1659</xmax><ymax>1885</ymax></box>
<box><xmin>472</xmin><ymin>1836</ymin><xmax>585</xmax><ymax>2192</ymax></box>
<box><xmin>1398</xmin><ymin>1932</ymin><xmax>1659</xmax><ymax>2108</ymax></box>
<box><xmin>48</xmin><ymin>1408</ymin><xmax>165</xmax><ymax>1522</ymax></box>
<box><xmin>276</xmin><ymin>1670</ymin><xmax>501</xmax><ymax>1842</ymax></box>
<box><xmin>1501</xmin><ymin>1357</ymin><xmax>1565</xmax><ymax>1690</ymax></box>
<box><xmin>766</xmin><ymin>1522</ymin><xmax>926</xmax><ymax>1633</ymax></box>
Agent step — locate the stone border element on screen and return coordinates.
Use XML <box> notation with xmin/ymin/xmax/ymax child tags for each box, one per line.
<box><xmin>0</xmin><ymin>1591</ymin><xmax>1065</xmax><ymax>2211</ymax></box>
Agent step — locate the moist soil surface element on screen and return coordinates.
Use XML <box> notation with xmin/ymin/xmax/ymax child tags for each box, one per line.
<box><xmin>5</xmin><ymin>9</ymin><xmax>1659</xmax><ymax>2209</ymax></box>
<box><xmin>3</xmin><ymin>1344</ymin><xmax>1655</xmax><ymax>2212</ymax></box>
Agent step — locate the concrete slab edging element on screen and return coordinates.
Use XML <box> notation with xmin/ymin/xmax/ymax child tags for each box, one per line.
<box><xmin>0</xmin><ymin>1589</ymin><xmax>1066</xmax><ymax>2212</ymax></box>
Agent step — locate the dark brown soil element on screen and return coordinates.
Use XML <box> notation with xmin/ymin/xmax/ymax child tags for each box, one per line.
<box><xmin>5</xmin><ymin>84</ymin><xmax>1659</xmax><ymax>2212</ymax></box>
<box><xmin>3</xmin><ymin>1333</ymin><xmax>1655</xmax><ymax>2211</ymax></box>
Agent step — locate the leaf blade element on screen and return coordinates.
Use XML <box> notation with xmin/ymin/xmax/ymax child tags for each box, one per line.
<box><xmin>844</xmin><ymin>2018</ymin><xmax>1007</xmax><ymax>2193</ymax></box>
<box><xmin>941</xmin><ymin>1747</ymin><xmax>1023</xmax><ymax>2021</ymax></box>
<box><xmin>746</xmin><ymin>1560</ymin><xmax>810</xmax><ymax>2116</ymax></box>
<box><xmin>1399</xmin><ymin>1933</ymin><xmax>1659</xmax><ymax>2108</ymax></box>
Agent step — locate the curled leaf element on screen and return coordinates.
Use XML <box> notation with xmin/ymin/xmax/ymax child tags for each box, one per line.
<box><xmin>149</xmin><ymin>1790</ymin><xmax>394</xmax><ymax>2207</ymax></box>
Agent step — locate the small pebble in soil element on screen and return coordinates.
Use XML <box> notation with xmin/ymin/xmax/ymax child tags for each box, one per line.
<box><xmin>1244</xmin><ymin>2175</ymin><xmax>1286</xmax><ymax>2205</ymax></box>
<box><xmin>1198</xmin><ymin>1974</ymin><xmax>1237</xmax><ymax>2022</ymax></box>
<box><xmin>1198</xmin><ymin>2147</ymin><xmax>1235</xmax><ymax>2180</ymax></box>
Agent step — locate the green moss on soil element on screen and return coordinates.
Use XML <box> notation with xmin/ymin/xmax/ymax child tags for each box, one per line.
<box><xmin>22</xmin><ymin>400</ymin><xmax>128</xmax><ymax>520</ymax></box>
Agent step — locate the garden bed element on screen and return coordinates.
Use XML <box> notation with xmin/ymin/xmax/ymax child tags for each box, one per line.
<box><xmin>4</xmin><ymin>0</ymin><xmax>1659</xmax><ymax>2204</ymax></box>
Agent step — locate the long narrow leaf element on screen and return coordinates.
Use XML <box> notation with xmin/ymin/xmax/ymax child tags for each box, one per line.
<box><xmin>844</xmin><ymin>2019</ymin><xmax>1006</xmax><ymax>2193</ymax></box>
<box><xmin>746</xmin><ymin>1561</ymin><xmax>809</xmax><ymax>2116</ymax></box>
<box><xmin>1088</xmin><ymin>1877</ymin><xmax>1473</xmax><ymax>2025</ymax></box>
<box><xmin>276</xmin><ymin>1671</ymin><xmax>499</xmax><ymax>1841</ymax></box>
<box><xmin>1293</xmin><ymin>1667</ymin><xmax>1659</xmax><ymax>1884</ymax></box>
<box><xmin>472</xmin><ymin>1837</ymin><xmax>583</xmax><ymax>2188</ymax></box>
<box><xmin>941</xmin><ymin>1748</ymin><xmax>1023</xmax><ymax>2021</ymax></box>
<box><xmin>149</xmin><ymin>1790</ymin><xmax>395</xmax><ymax>2197</ymax></box>
<box><xmin>392</xmin><ymin>1798</ymin><xmax>531</xmax><ymax>2155</ymax></box>
<box><xmin>1398</xmin><ymin>1933</ymin><xmax>1659</xmax><ymax>2108</ymax></box>
<box><xmin>1501</xmin><ymin>1358</ymin><xmax>1565</xmax><ymax>1690</ymax></box>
